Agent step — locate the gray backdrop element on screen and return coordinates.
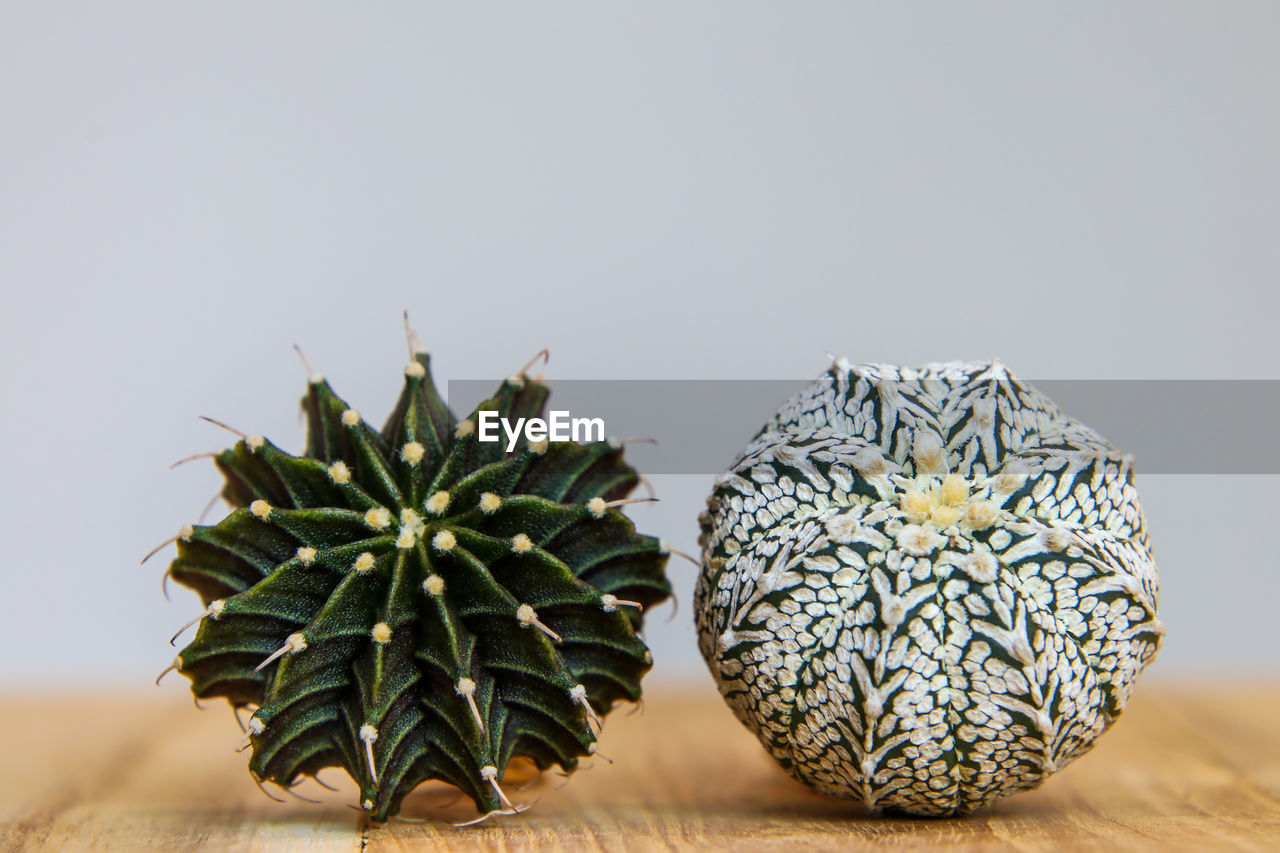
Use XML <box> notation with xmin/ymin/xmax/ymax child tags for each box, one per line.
<box><xmin>2</xmin><ymin>2</ymin><xmax>1277</xmax><ymax>687</ymax></box>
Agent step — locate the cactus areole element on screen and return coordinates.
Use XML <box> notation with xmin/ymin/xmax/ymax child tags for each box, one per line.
<box><xmin>695</xmin><ymin>359</ymin><xmax>1163</xmax><ymax>815</ymax></box>
<box><xmin>159</xmin><ymin>349</ymin><xmax>671</xmax><ymax>821</ymax></box>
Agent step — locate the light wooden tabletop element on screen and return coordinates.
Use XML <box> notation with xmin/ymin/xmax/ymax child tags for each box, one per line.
<box><xmin>1</xmin><ymin>681</ymin><xmax>1276</xmax><ymax>852</ymax></box>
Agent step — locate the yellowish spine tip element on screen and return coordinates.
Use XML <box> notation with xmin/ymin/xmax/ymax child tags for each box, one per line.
<box><xmin>432</xmin><ymin>529</ymin><xmax>456</xmax><ymax>552</ymax></box>
<box><xmin>400</xmin><ymin>441</ymin><xmax>425</xmax><ymax>466</ymax></box>
<box><xmin>456</xmin><ymin>677</ymin><xmax>485</xmax><ymax>732</ymax></box>
<box><xmin>250</xmin><ymin>499</ymin><xmax>272</xmax><ymax>519</ymax></box>
<box><xmin>353</xmin><ymin>551</ymin><xmax>376</xmax><ymax>573</ymax></box>
<box><xmin>358</xmin><ymin>724</ymin><xmax>379</xmax><ymax>785</ymax></box>
<box><xmin>422</xmin><ymin>574</ymin><xmax>445</xmax><ymax>595</ymax></box>
<box><xmin>479</xmin><ymin>492</ymin><xmax>502</xmax><ymax>514</ymax></box>
<box><xmin>901</xmin><ymin>491</ymin><xmax>931</xmax><ymax>520</ymax></box>
<box><xmin>296</xmin><ymin>545</ymin><xmax>318</xmax><ymax>565</ymax></box>
<box><xmin>327</xmin><ymin>460</ymin><xmax>351</xmax><ymax>484</ymax></box>
<box><xmin>514</xmin><ymin>604</ymin><xmax>561</xmax><ymax>642</ymax></box>
<box><xmin>601</xmin><ymin>593</ymin><xmax>643</xmax><ymax>613</ymax></box>
<box><xmin>511</xmin><ymin>533</ymin><xmax>533</xmax><ymax>554</ymax></box>
<box><xmin>425</xmin><ymin>491</ymin><xmax>451</xmax><ymax>515</ymax></box>
<box><xmin>587</xmin><ymin>497</ymin><xmax>607</xmax><ymax>518</ymax></box>
<box><xmin>569</xmin><ymin>683</ymin><xmax>601</xmax><ymax>730</ymax></box>
<box><xmin>341</xmin><ymin>409</ymin><xmax>360</xmax><ymax>427</ymax></box>
<box><xmin>364</xmin><ymin>507</ymin><xmax>391</xmax><ymax>530</ymax></box>
<box><xmin>455</xmin><ymin>419</ymin><xmax>475</xmax><ymax>438</ymax></box>
<box><xmin>371</xmin><ymin>622</ymin><xmax>393</xmax><ymax>644</ymax></box>
<box><xmin>964</xmin><ymin>500</ymin><xmax>999</xmax><ymax>530</ymax></box>
<box><xmin>939</xmin><ymin>473</ymin><xmax>969</xmax><ymax>505</ymax></box>
<box><xmin>930</xmin><ymin>504</ymin><xmax>964</xmax><ymax>528</ymax></box>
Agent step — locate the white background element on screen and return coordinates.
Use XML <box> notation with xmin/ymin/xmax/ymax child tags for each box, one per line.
<box><xmin>2</xmin><ymin>3</ymin><xmax>1277</xmax><ymax>687</ymax></box>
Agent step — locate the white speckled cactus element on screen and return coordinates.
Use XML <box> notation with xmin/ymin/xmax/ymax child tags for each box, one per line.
<box><xmin>695</xmin><ymin>359</ymin><xmax>1163</xmax><ymax>815</ymax></box>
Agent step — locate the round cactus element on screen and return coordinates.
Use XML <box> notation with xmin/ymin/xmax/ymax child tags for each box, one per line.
<box><xmin>695</xmin><ymin>359</ymin><xmax>1163</xmax><ymax>815</ymax></box>
<box><xmin>155</xmin><ymin>344</ymin><xmax>670</xmax><ymax>821</ymax></box>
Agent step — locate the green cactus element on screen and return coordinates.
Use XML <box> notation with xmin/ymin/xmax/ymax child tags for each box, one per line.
<box><xmin>155</xmin><ymin>343</ymin><xmax>671</xmax><ymax>822</ymax></box>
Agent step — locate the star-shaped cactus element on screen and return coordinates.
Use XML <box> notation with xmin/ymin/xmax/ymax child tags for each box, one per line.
<box><xmin>696</xmin><ymin>359</ymin><xmax>1162</xmax><ymax>815</ymax></box>
<box><xmin>156</xmin><ymin>346</ymin><xmax>671</xmax><ymax>821</ymax></box>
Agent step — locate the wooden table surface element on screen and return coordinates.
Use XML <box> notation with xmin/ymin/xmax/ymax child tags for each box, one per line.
<box><xmin>2</xmin><ymin>682</ymin><xmax>1277</xmax><ymax>852</ymax></box>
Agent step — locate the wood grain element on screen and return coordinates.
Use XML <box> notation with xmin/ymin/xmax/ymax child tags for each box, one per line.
<box><xmin>2</xmin><ymin>682</ymin><xmax>1277</xmax><ymax>852</ymax></box>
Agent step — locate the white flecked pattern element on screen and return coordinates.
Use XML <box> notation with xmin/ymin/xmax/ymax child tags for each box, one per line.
<box><xmin>695</xmin><ymin>360</ymin><xmax>1163</xmax><ymax>815</ymax></box>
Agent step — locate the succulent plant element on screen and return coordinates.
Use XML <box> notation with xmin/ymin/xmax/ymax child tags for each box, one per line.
<box><xmin>154</xmin><ymin>342</ymin><xmax>671</xmax><ymax>822</ymax></box>
<box><xmin>695</xmin><ymin>359</ymin><xmax>1163</xmax><ymax>815</ymax></box>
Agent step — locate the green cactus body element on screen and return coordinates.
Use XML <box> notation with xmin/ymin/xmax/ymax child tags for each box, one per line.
<box><xmin>161</xmin><ymin>352</ymin><xmax>670</xmax><ymax>821</ymax></box>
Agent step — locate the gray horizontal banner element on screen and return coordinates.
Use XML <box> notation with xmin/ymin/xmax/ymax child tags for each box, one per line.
<box><xmin>445</xmin><ymin>379</ymin><xmax>1280</xmax><ymax>475</ymax></box>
